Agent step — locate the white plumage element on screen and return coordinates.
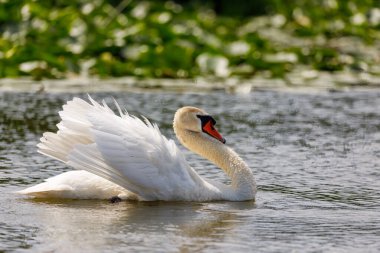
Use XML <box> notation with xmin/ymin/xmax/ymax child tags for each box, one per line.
<box><xmin>17</xmin><ymin>96</ymin><xmax>256</xmax><ymax>201</ymax></box>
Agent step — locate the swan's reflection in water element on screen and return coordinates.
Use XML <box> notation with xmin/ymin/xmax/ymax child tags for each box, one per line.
<box><xmin>27</xmin><ymin>199</ymin><xmax>256</xmax><ymax>252</ymax></box>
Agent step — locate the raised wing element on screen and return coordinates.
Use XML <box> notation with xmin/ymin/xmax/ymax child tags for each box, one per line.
<box><xmin>38</xmin><ymin>96</ymin><xmax>205</xmax><ymax>200</ymax></box>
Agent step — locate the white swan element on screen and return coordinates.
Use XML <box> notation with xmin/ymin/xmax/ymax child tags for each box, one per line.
<box><xmin>17</xmin><ymin>97</ymin><xmax>256</xmax><ymax>201</ymax></box>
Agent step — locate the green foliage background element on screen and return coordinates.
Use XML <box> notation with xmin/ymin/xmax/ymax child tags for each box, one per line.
<box><xmin>0</xmin><ymin>0</ymin><xmax>379</xmax><ymax>80</ymax></box>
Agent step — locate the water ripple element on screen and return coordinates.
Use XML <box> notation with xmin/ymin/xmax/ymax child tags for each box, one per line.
<box><xmin>1</xmin><ymin>90</ymin><xmax>379</xmax><ymax>252</ymax></box>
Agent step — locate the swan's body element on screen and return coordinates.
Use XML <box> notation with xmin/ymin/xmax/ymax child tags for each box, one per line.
<box><xmin>18</xmin><ymin>97</ymin><xmax>256</xmax><ymax>201</ymax></box>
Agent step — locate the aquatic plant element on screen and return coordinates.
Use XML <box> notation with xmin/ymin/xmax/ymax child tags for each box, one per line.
<box><xmin>0</xmin><ymin>0</ymin><xmax>379</xmax><ymax>80</ymax></box>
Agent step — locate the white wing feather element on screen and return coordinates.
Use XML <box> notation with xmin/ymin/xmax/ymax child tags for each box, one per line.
<box><xmin>38</xmin><ymin>96</ymin><xmax>211</xmax><ymax>201</ymax></box>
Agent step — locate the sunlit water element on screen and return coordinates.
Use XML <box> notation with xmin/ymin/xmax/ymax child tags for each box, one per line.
<box><xmin>0</xmin><ymin>90</ymin><xmax>379</xmax><ymax>252</ymax></box>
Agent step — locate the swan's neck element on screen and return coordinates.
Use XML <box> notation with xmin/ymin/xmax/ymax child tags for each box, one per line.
<box><xmin>174</xmin><ymin>126</ymin><xmax>256</xmax><ymax>200</ymax></box>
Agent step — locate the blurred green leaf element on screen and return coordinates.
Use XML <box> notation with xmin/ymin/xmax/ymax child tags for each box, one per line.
<box><xmin>0</xmin><ymin>0</ymin><xmax>379</xmax><ymax>79</ymax></box>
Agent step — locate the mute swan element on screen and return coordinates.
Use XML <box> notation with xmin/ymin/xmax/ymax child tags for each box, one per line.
<box><xmin>17</xmin><ymin>97</ymin><xmax>256</xmax><ymax>201</ymax></box>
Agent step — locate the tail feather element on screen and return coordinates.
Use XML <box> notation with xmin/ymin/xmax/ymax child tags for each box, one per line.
<box><xmin>35</xmin><ymin>96</ymin><xmax>143</xmax><ymax>195</ymax></box>
<box><xmin>16</xmin><ymin>181</ymin><xmax>73</xmax><ymax>198</ymax></box>
<box><xmin>37</xmin><ymin>98</ymin><xmax>95</xmax><ymax>162</ymax></box>
<box><xmin>16</xmin><ymin>170</ymin><xmax>133</xmax><ymax>199</ymax></box>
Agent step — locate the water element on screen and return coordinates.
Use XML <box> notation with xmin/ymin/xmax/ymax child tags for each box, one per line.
<box><xmin>0</xmin><ymin>90</ymin><xmax>379</xmax><ymax>252</ymax></box>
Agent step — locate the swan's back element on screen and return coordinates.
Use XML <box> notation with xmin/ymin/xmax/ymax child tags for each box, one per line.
<box><xmin>36</xmin><ymin>97</ymin><xmax>219</xmax><ymax>201</ymax></box>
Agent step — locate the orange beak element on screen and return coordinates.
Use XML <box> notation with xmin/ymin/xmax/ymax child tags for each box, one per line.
<box><xmin>202</xmin><ymin>120</ymin><xmax>226</xmax><ymax>144</ymax></box>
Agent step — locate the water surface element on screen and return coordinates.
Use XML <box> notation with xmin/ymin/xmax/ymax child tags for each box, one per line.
<box><xmin>0</xmin><ymin>90</ymin><xmax>379</xmax><ymax>252</ymax></box>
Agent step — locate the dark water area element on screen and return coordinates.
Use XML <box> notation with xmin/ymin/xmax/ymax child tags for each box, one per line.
<box><xmin>0</xmin><ymin>90</ymin><xmax>379</xmax><ymax>252</ymax></box>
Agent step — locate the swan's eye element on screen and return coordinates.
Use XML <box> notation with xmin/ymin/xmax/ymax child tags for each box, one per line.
<box><xmin>196</xmin><ymin>115</ymin><xmax>217</xmax><ymax>126</ymax></box>
<box><xmin>196</xmin><ymin>115</ymin><xmax>226</xmax><ymax>144</ymax></box>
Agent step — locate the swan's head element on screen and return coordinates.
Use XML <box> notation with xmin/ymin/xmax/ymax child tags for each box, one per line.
<box><xmin>174</xmin><ymin>106</ymin><xmax>226</xmax><ymax>144</ymax></box>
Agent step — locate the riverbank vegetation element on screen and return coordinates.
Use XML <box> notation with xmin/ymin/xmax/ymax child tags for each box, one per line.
<box><xmin>1</xmin><ymin>0</ymin><xmax>379</xmax><ymax>81</ymax></box>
